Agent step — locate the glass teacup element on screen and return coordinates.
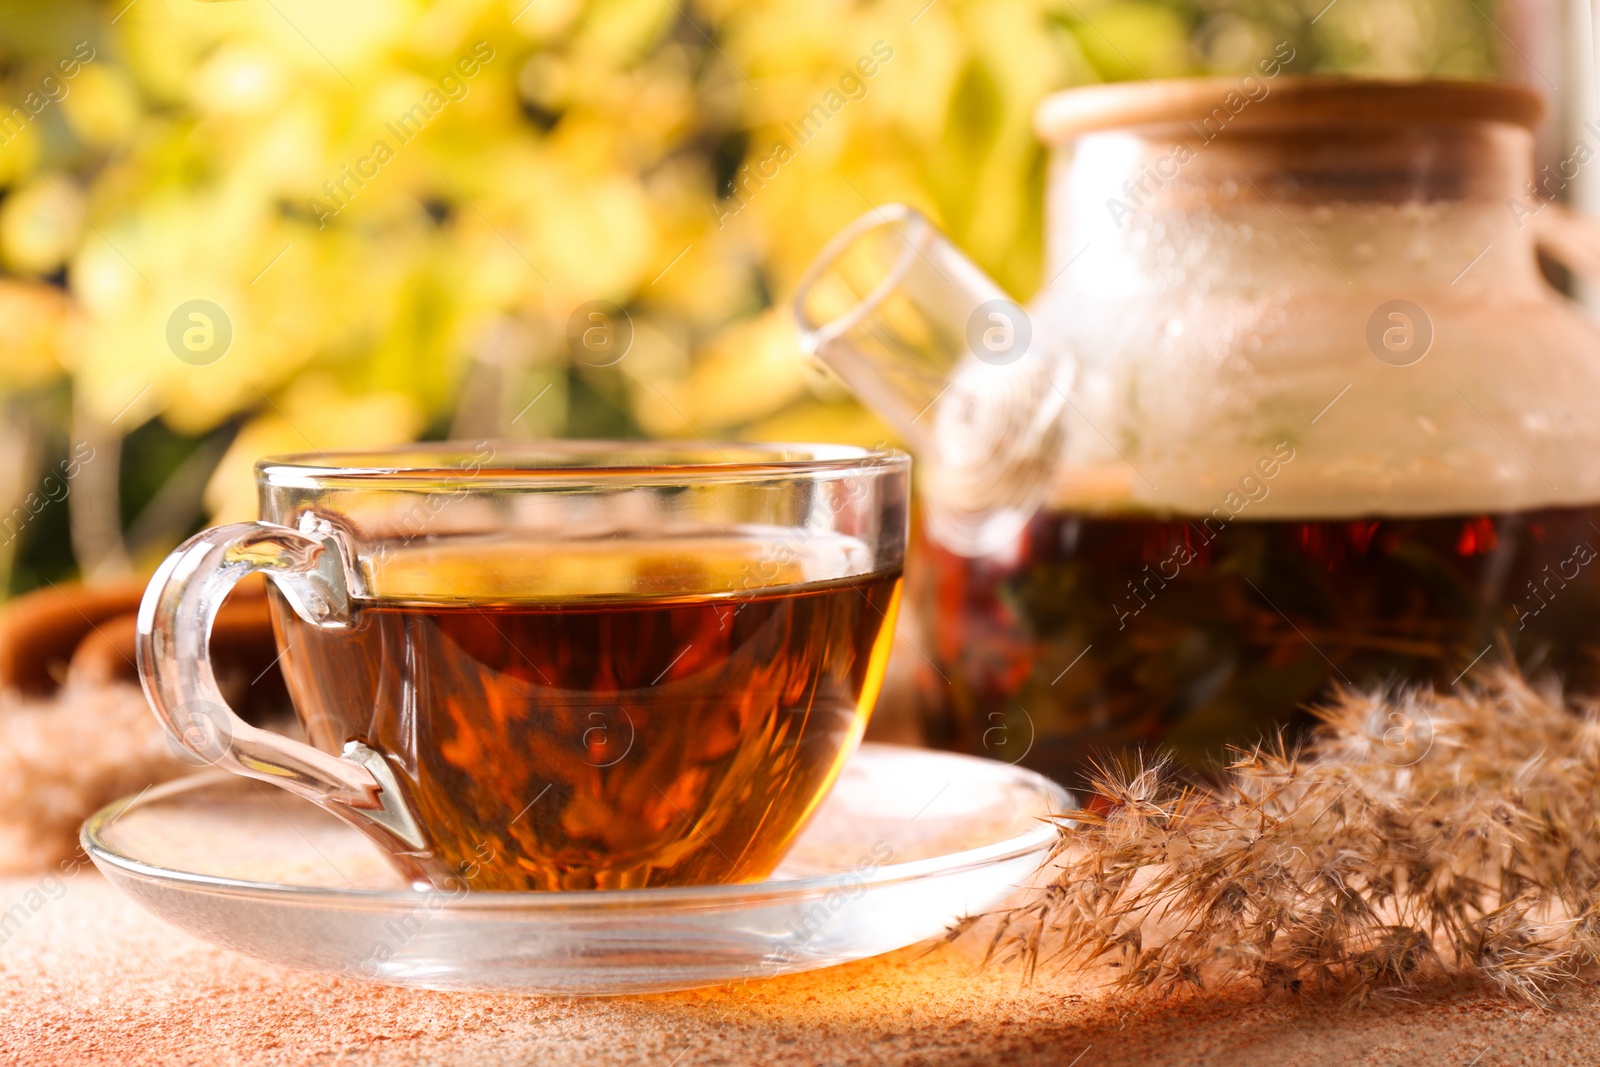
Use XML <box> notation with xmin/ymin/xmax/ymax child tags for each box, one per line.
<box><xmin>137</xmin><ymin>443</ymin><xmax>908</xmax><ymax>891</ymax></box>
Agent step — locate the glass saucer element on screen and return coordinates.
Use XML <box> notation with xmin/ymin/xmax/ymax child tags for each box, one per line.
<box><xmin>82</xmin><ymin>743</ymin><xmax>1071</xmax><ymax>996</ymax></box>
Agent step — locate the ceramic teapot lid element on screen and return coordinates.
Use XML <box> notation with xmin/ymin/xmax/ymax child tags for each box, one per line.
<box><xmin>1034</xmin><ymin>76</ymin><xmax>1544</xmax><ymax>143</ymax></box>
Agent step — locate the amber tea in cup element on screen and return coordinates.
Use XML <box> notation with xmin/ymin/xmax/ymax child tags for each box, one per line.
<box><xmin>278</xmin><ymin>537</ymin><xmax>901</xmax><ymax>890</ymax></box>
<box><xmin>137</xmin><ymin>444</ymin><xmax>909</xmax><ymax>891</ymax></box>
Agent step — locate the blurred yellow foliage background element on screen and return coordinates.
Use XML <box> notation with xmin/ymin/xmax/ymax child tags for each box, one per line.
<box><xmin>0</xmin><ymin>0</ymin><xmax>1497</xmax><ymax>589</ymax></box>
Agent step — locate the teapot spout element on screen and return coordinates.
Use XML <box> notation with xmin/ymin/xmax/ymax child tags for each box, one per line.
<box><xmin>793</xmin><ymin>204</ymin><xmax>1071</xmax><ymax>554</ymax></box>
<box><xmin>793</xmin><ymin>204</ymin><xmax>1013</xmax><ymax>452</ymax></box>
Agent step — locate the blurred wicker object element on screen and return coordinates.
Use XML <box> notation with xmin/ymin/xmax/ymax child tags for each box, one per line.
<box><xmin>0</xmin><ymin>577</ymin><xmax>285</xmax><ymax>871</ymax></box>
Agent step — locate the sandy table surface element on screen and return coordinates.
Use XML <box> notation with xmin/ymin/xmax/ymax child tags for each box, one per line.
<box><xmin>0</xmin><ymin>871</ymin><xmax>1595</xmax><ymax>1067</ymax></box>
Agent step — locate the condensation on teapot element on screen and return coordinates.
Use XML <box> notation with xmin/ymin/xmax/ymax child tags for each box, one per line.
<box><xmin>1039</xmin><ymin>119</ymin><xmax>1600</xmax><ymax>523</ymax></box>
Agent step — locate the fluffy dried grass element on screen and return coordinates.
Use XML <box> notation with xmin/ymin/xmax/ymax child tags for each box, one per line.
<box><xmin>967</xmin><ymin>670</ymin><xmax>1600</xmax><ymax>1005</ymax></box>
<box><xmin>0</xmin><ymin>681</ymin><xmax>192</xmax><ymax>871</ymax></box>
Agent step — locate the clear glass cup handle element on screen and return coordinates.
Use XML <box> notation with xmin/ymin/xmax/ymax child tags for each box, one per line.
<box><xmin>135</xmin><ymin>522</ymin><xmax>428</xmax><ymax>852</ymax></box>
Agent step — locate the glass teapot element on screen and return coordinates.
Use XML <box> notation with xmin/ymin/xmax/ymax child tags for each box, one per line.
<box><xmin>793</xmin><ymin>77</ymin><xmax>1600</xmax><ymax>785</ymax></box>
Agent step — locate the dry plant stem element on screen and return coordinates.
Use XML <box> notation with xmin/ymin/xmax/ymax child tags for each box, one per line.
<box><xmin>66</xmin><ymin>400</ymin><xmax>130</xmax><ymax>582</ymax></box>
<box><xmin>972</xmin><ymin>670</ymin><xmax>1600</xmax><ymax>1005</ymax></box>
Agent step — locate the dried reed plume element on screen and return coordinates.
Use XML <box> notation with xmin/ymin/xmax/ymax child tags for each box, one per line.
<box><xmin>968</xmin><ymin>670</ymin><xmax>1600</xmax><ymax>1004</ymax></box>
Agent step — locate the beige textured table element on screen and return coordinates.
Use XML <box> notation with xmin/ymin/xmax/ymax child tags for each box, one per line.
<box><xmin>2</xmin><ymin>872</ymin><xmax>1596</xmax><ymax>1066</ymax></box>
